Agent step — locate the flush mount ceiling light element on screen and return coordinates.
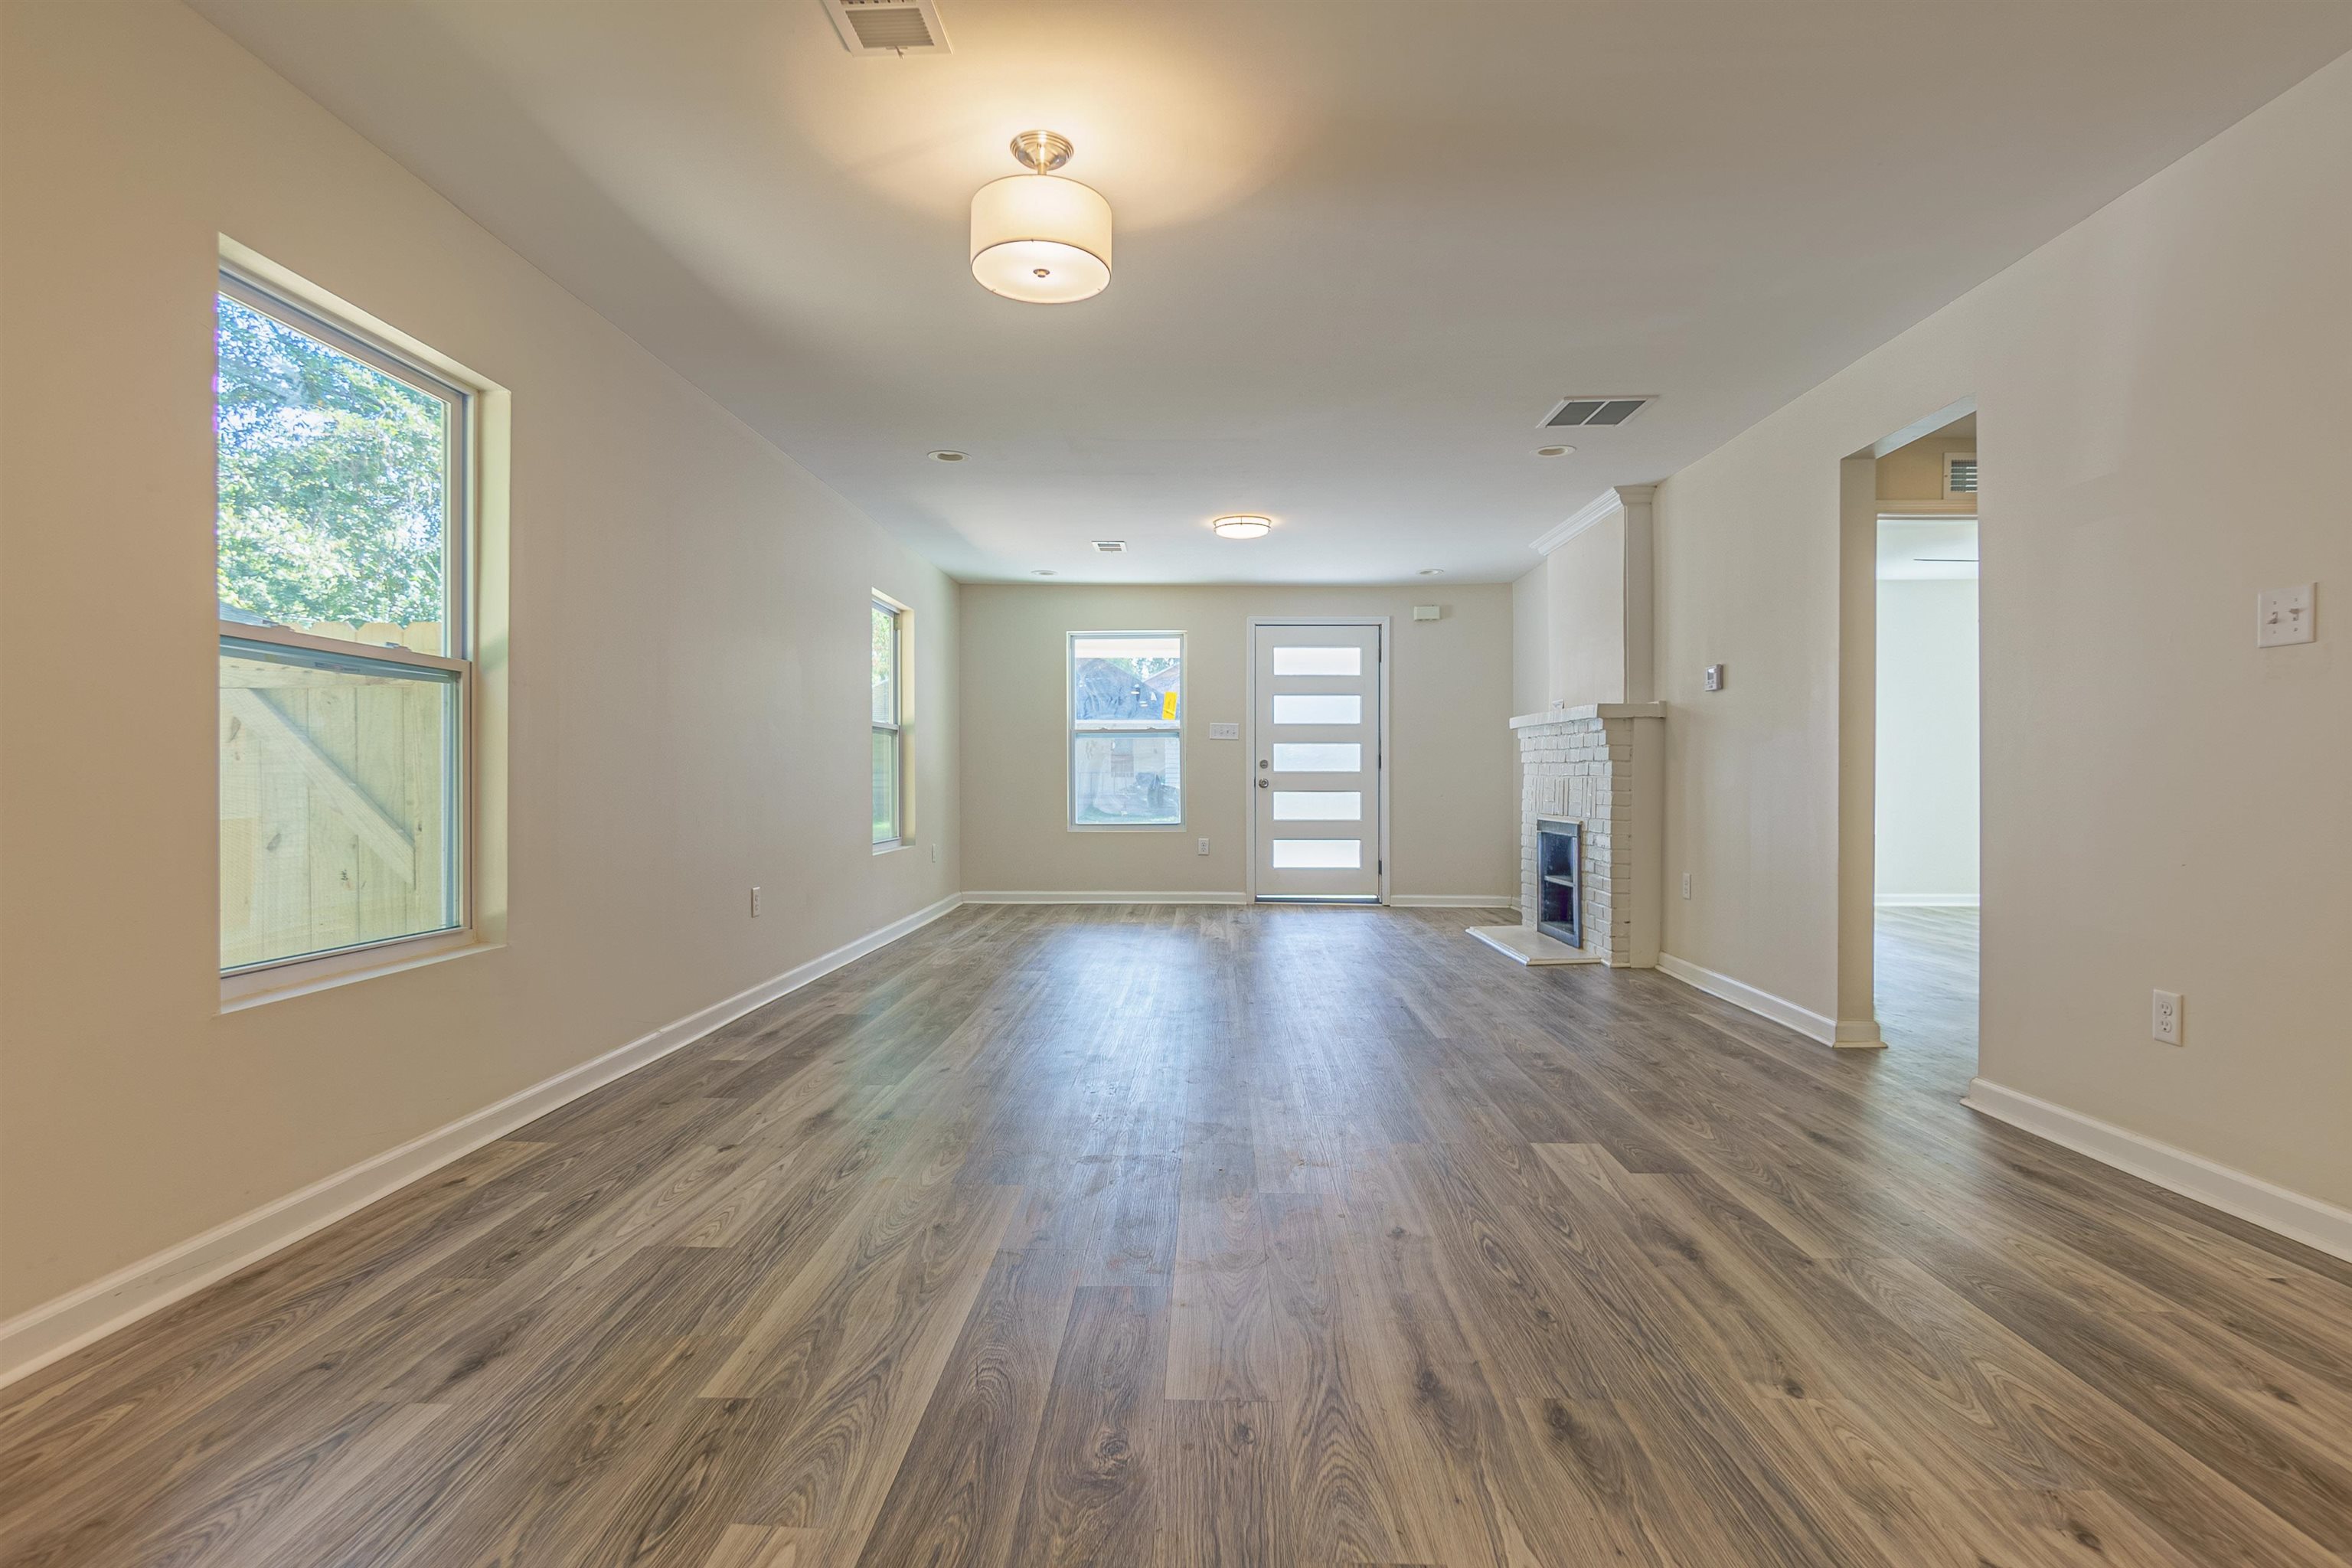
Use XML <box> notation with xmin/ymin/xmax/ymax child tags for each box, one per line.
<box><xmin>1210</xmin><ymin>514</ymin><xmax>1273</xmax><ymax>540</ymax></box>
<box><xmin>970</xmin><ymin>131</ymin><xmax>1112</xmax><ymax>305</ymax></box>
<box><xmin>1536</xmin><ymin>445</ymin><xmax>1576</xmax><ymax>458</ymax></box>
<box><xmin>927</xmin><ymin>449</ymin><xmax>968</xmax><ymax>462</ymax></box>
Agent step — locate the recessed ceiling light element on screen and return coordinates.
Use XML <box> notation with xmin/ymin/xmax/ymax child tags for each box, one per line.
<box><xmin>1418</xmin><ymin>568</ymin><xmax>1445</xmax><ymax>576</ymax></box>
<box><xmin>1536</xmin><ymin>445</ymin><xmax>1576</xmax><ymax>458</ymax></box>
<box><xmin>1210</xmin><ymin>514</ymin><xmax>1273</xmax><ymax>540</ymax></box>
<box><xmin>927</xmin><ymin>449</ymin><xmax>968</xmax><ymax>462</ymax></box>
<box><xmin>1033</xmin><ymin>569</ymin><xmax>1057</xmax><ymax>577</ymax></box>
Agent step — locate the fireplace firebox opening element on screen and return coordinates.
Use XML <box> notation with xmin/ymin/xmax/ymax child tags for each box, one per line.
<box><xmin>1536</xmin><ymin>818</ymin><xmax>1582</xmax><ymax>948</ymax></box>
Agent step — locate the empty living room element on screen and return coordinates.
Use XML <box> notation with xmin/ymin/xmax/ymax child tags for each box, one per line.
<box><xmin>5</xmin><ymin>2</ymin><xmax>2351</xmax><ymax>1564</ymax></box>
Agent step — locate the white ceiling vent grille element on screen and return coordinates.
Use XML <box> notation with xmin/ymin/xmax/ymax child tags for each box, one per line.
<box><xmin>1541</xmin><ymin>395</ymin><xmax>1655</xmax><ymax>430</ymax></box>
<box><xmin>1944</xmin><ymin>451</ymin><xmax>1979</xmax><ymax>498</ymax></box>
<box><xmin>1093</xmin><ymin>540</ymin><xmax>1127</xmax><ymax>554</ymax></box>
<box><xmin>823</xmin><ymin>0</ymin><xmax>951</xmax><ymax>55</ymax></box>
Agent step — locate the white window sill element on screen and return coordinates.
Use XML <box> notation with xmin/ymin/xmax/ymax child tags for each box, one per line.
<box><xmin>874</xmin><ymin>839</ymin><xmax>910</xmax><ymax>856</ymax></box>
<box><xmin>221</xmin><ymin>932</ymin><xmax>497</xmax><ymax>1013</ymax></box>
<box><xmin>1068</xmin><ymin>822</ymin><xmax>1187</xmax><ymax>833</ymax></box>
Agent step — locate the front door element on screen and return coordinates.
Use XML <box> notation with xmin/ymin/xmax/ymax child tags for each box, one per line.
<box><xmin>1251</xmin><ymin>621</ymin><xmax>1383</xmax><ymax>900</ymax></box>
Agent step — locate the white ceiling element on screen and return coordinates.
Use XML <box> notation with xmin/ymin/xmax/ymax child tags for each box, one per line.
<box><xmin>194</xmin><ymin>1</ymin><xmax>2352</xmax><ymax>585</ymax></box>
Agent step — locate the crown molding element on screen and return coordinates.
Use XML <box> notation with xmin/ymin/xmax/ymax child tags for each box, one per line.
<box><xmin>1530</xmin><ymin>490</ymin><xmax>1625</xmax><ymax>556</ymax></box>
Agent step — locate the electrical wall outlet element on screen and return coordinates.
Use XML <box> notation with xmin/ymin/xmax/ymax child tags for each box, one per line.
<box><xmin>2151</xmin><ymin>989</ymin><xmax>2183</xmax><ymax>1045</ymax></box>
<box><xmin>1703</xmin><ymin>664</ymin><xmax>1726</xmax><ymax>692</ymax></box>
<box><xmin>1681</xmin><ymin>872</ymin><xmax>1693</xmax><ymax>900</ymax></box>
<box><xmin>930</xmin><ymin>844</ymin><xmax>939</xmax><ymax>863</ymax></box>
<box><xmin>1197</xmin><ymin>837</ymin><xmax>1211</xmax><ymax>856</ymax></box>
<box><xmin>750</xmin><ymin>886</ymin><xmax>763</xmax><ymax>917</ymax></box>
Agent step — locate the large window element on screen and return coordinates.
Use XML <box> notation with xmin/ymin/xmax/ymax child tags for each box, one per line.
<box><xmin>1070</xmin><ymin>632</ymin><xmax>1182</xmax><ymax>827</ymax></box>
<box><xmin>216</xmin><ymin>270</ymin><xmax>472</xmax><ymax>975</ymax></box>
<box><xmin>872</xmin><ymin>598</ymin><xmax>903</xmax><ymax>845</ymax></box>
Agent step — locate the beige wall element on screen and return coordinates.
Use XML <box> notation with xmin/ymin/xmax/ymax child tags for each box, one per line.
<box><xmin>959</xmin><ymin>585</ymin><xmax>1516</xmax><ymax>900</ymax></box>
<box><xmin>1655</xmin><ymin>53</ymin><xmax>2351</xmax><ymax>1205</ymax></box>
<box><xmin>1877</xmin><ymin>426</ymin><xmax>1978</xmax><ymax>508</ymax></box>
<box><xmin>1876</xmin><ymin>577</ymin><xmax>1980</xmax><ymax>902</ymax></box>
<box><xmin>1510</xmin><ymin>562</ymin><xmax>1548</xmax><ymax>717</ymax></box>
<box><xmin>0</xmin><ymin>2</ymin><xmax>959</xmax><ymax>1320</ymax></box>
<box><xmin>1547</xmin><ymin>513</ymin><xmax>1631</xmax><ymax>711</ymax></box>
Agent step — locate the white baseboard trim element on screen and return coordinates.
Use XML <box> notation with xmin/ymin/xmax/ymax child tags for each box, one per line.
<box><xmin>1874</xmin><ymin>894</ymin><xmax>1980</xmax><ymax>908</ymax></box>
<box><xmin>0</xmin><ymin>893</ymin><xmax>966</xmax><ymax>1389</ymax></box>
<box><xmin>1657</xmin><ymin>952</ymin><xmax>1841</xmax><ymax>1047</ymax></box>
<box><xmin>1390</xmin><ymin>893</ymin><xmax>1521</xmax><ymax>909</ymax></box>
<box><xmin>961</xmin><ymin>890</ymin><xmax>1249</xmax><ymax>905</ymax></box>
<box><xmin>1962</xmin><ymin>1078</ymin><xmax>2352</xmax><ymax>1263</ymax></box>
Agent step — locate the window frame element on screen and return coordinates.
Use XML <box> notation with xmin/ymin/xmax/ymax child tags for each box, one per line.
<box><xmin>871</xmin><ymin>596</ymin><xmax>904</xmax><ymax>849</ymax></box>
<box><xmin>215</xmin><ymin>265</ymin><xmax>478</xmax><ymax>983</ymax></box>
<box><xmin>1067</xmin><ymin>629</ymin><xmax>1187</xmax><ymax>832</ymax></box>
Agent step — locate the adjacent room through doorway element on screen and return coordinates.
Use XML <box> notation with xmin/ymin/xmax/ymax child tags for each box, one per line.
<box><xmin>1874</xmin><ymin>416</ymin><xmax>1981</xmax><ymax>1059</ymax></box>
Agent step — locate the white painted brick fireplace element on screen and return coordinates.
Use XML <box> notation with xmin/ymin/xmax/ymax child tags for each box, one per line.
<box><xmin>1512</xmin><ymin>703</ymin><xmax>1666</xmax><ymax>966</ymax></box>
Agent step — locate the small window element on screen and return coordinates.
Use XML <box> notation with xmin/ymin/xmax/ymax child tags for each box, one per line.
<box><xmin>216</xmin><ymin>269</ymin><xmax>472</xmax><ymax>975</ymax></box>
<box><xmin>872</xmin><ymin>598</ymin><xmax>903</xmax><ymax>846</ymax></box>
<box><xmin>1070</xmin><ymin>632</ymin><xmax>1183</xmax><ymax>828</ymax></box>
<box><xmin>1944</xmin><ymin>450</ymin><xmax>1978</xmax><ymax>500</ymax></box>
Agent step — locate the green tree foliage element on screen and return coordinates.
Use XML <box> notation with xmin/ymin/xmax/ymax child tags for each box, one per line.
<box><xmin>215</xmin><ymin>294</ymin><xmax>446</xmax><ymax>627</ymax></box>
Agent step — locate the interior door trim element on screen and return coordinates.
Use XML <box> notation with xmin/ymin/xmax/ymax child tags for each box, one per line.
<box><xmin>1244</xmin><ymin>616</ymin><xmax>1391</xmax><ymax>906</ymax></box>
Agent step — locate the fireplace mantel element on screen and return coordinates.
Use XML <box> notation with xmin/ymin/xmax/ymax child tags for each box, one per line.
<box><xmin>1510</xmin><ymin>702</ymin><xmax>1667</xmax><ymax>728</ymax></box>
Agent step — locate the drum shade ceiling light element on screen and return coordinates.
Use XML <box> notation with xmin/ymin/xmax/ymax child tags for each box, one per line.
<box><xmin>971</xmin><ymin>131</ymin><xmax>1112</xmax><ymax>304</ymax></box>
<box><xmin>1210</xmin><ymin>514</ymin><xmax>1273</xmax><ymax>540</ymax></box>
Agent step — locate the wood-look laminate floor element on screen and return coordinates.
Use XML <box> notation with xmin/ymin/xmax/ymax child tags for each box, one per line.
<box><xmin>1875</xmin><ymin>905</ymin><xmax>1980</xmax><ymax>1059</ymax></box>
<box><xmin>6</xmin><ymin>904</ymin><xmax>2351</xmax><ymax>1567</ymax></box>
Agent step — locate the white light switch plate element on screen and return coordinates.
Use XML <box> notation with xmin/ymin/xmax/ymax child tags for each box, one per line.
<box><xmin>2256</xmin><ymin>584</ymin><xmax>2314</xmax><ymax>647</ymax></box>
<box><xmin>1208</xmin><ymin>722</ymin><xmax>1240</xmax><ymax>740</ymax></box>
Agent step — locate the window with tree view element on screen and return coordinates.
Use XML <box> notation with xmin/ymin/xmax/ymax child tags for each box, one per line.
<box><xmin>1070</xmin><ymin>633</ymin><xmax>1182</xmax><ymax>826</ymax></box>
<box><xmin>216</xmin><ymin>270</ymin><xmax>472</xmax><ymax>975</ymax></box>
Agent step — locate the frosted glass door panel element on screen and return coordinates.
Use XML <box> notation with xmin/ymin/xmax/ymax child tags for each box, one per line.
<box><xmin>1271</xmin><ymin>694</ymin><xmax>1361</xmax><ymax>726</ymax></box>
<box><xmin>1271</xmin><ymin>743</ymin><xmax>1360</xmax><ymax>773</ymax></box>
<box><xmin>1271</xmin><ymin>838</ymin><xmax>1361</xmax><ymax>870</ymax></box>
<box><xmin>1253</xmin><ymin>622</ymin><xmax>1381</xmax><ymax>900</ymax></box>
<box><xmin>1271</xmin><ymin>645</ymin><xmax>1360</xmax><ymax>676</ymax></box>
<box><xmin>1272</xmin><ymin>790</ymin><xmax>1361</xmax><ymax>821</ymax></box>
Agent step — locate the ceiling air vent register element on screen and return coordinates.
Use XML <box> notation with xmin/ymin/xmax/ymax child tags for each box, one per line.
<box><xmin>823</xmin><ymin>0</ymin><xmax>950</xmax><ymax>55</ymax></box>
<box><xmin>1541</xmin><ymin>396</ymin><xmax>1656</xmax><ymax>429</ymax></box>
<box><xmin>1945</xmin><ymin>452</ymin><xmax>1979</xmax><ymax>498</ymax></box>
<box><xmin>1093</xmin><ymin>541</ymin><xmax>1127</xmax><ymax>554</ymax></box>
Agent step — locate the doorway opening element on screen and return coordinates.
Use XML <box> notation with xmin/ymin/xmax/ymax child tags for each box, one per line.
<box><xmin>1870</xmin><ymin>413</ymin><xmax>1981</xmax><ymax>1061</ymax></box>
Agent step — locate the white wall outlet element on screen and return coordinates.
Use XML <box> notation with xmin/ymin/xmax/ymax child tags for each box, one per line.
<box><xmin>1197</xmin><ymin>837</ymin><xmax>1211</xmax><ymax>855</ymax></box>
<box><xmin>2151</xmin><ymin>988</ymin><xmax>2183</xmax><ymax>1045</ymax></box>
<box><xmin>1681</xmin><ymin>872</ymin><xmax>1693</xmax><ymax>900</ymax></box>
<box><xmin>2256</xmin><ymin>583</ymin><xmax>2314</xmax><ymax>647</ymax></box>
<box><xmin>1208</xmin><ymin>722</ymin><xmax>1240</xmax><ymax>740</ymax></box>
<box><xmin>930</xmin><ymin>844</ymin><xmax>939</xmax><ymax>863</ymax></box>
<box><xmin>750</xmin><ymin>886</ymin><xmax>763</xmax><ymax>917</ymax></box>
<box><xmin>1703</xmin><ymin>664</ymin><xmax>1726</xmax><ymax>692</ymax></box>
